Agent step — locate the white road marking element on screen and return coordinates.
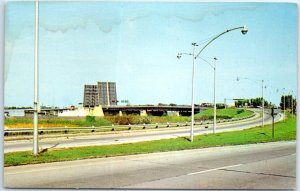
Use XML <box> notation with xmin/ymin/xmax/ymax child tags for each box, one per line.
<box><xmin>187</xmin><ymin>164</ymin><xmax>242</xmax><ymax>176</ymax></box>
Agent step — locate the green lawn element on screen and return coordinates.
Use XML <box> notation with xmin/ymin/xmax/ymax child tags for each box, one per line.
<box><xmin>4</xmin><ymin>113</ymin><xmax>295</xmax><ymax>167</ymax></box>
<box><xmin>5</xmin><ymin>115</ymin><xmax>191</xmax><ymax>128</ymax></box>
<box><xmin>4</xmin><ymin>108</ymin><xmax>253</xmax><ymax>128</ymax></box>
<box><xmin>4</xmin><ymin>117</ymin><xmax>113</xmax><ymax>128</ymax></box>
<box><xmin>194</xmin><ymin>108</ymin><xmax>254</xmax><ymax>120</ymax></box>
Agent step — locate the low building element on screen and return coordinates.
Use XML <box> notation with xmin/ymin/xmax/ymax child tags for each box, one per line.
<box><xmin>58</xmin><ymin>106</ymin><xmax>104</xmax><ymax>117</ymax></box>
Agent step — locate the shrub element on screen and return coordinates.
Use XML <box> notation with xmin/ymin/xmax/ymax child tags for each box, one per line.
<box><xmin>85</xmin><ymin>116</ymin><xmax>96</xmax><ymax>123</ymax></box>
<box><xmin>237</xmin><ymin>109</ymin><xmax>245</xmax><ymax>114</ymax></box>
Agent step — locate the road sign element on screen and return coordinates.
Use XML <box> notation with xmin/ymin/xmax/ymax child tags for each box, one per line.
<box><xmin>271</xmin><ymin>107</ymin><xmax>279</xmax><ymax>138</ymax></box>
<box><xmin>271</xmin><ymin>108</ymin><xmax>280</xmax><ymax>117</ymax></box>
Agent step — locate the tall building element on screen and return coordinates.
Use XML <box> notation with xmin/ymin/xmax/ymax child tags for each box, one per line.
<box><xmin>98</xmin><ymin>82</ymin><xmax>117</xmax><ymax>106</ymax></box>
<box><xmin>83</xmin><ymin>85</ymin><xmax>99</xmax><ymax>107</ymax></box>
<box><xmin>83</xmin><ymin>82</ymin><xmax>117</xmax><ymax>107</ymax></box>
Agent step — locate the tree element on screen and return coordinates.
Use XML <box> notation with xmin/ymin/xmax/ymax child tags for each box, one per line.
<box><xmin>280</xmin><ymin>95</ymin><xmax>297</xmax><ymax>114</ymax></box>
<box><xmin>250</xmin><ymin>97</ymin><xmax>263</xmax><ymax>108</ymax></box>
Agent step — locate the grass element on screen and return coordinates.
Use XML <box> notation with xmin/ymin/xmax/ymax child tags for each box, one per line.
<box><xmin>5</xmin><ymin>108</ymin><xmax>252</xmax><ymax>128</ymax></box>
<box><xmin>194</xmin><ymin>108</ymin><xmax>254</xmax><ymax>120</ymax></box>
<box><xmin>4</xmin><ymin>117</ymin><xmax>113</xmax><ymax>128</ymax></box>
<box><xmin>4</xmin><ymin>115</ymin><xmax>191</xmax><ymax>128</ymax></box>
<box><xmin>4</xmin><ymin>113</ymin><xmax>296</xmax><ymax>167</ymax></box>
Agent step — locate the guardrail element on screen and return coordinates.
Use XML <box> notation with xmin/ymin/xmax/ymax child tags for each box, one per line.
<box><xmin>4</xmin><ymin>113</ymin><xmax>256</xmax><ymax>136</ymax></box>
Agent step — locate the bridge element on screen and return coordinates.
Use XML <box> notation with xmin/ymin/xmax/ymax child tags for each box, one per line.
<box><xmin>102</xmin><ymin>105</ymin><xmax>207</xmax><ymax>116</ymax></box>
<box><xmin>5</xmin><ymin>105</ymin><xmax>208</xmax><ymax>117</ymax></box>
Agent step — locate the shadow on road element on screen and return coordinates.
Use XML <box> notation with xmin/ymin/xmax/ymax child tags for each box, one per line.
<box><xmin>39</xmin><ymin>143</ymin><xmax>60</xmax><ymax>154</ymax></box>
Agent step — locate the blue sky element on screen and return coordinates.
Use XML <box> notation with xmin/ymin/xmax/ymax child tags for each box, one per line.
<box><xmin>4</xmin><ymin>2</ymin><xmax>297</xmax><ymax>107</ymax></box>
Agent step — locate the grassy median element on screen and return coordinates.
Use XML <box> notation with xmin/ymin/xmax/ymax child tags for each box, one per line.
<box><xmin>195</xmin><ymin>108</ymin><xmax>254</xmax><ymax>120</ymax></box>
<box><xmin>4</xmin><ymin>113</ymin><xmax>296</xmax><ymax>167</ymax></box>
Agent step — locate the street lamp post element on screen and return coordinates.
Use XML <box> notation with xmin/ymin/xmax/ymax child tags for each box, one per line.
<box><xmin>291</xmin><ymin>91</ymin><xmax>294</xmax><ymax>115</ymax></box>
<box><xmin>190</xmin><ymin>42</ymin><xmax>198</xmax><ymax>142</ymax></box>
<box><xmin>236</xmin><ymin>77</ymin><xmax>265</xmax><ymax>127</ymax></box>
<box><xmin>283</xmin><ymin>88</ymin><xmax>286</xmax><ymax>120</ymax></box>
<box><xmin>262</xmin><ymin>80</ymin><xmax>264</xmax><ymax>127</ymax></box>
<box><xmin>33</xmin><ymin>0</ymin><xmax>39</xmax><ymax>155</ymax></box>
<box><xmin>213</xmin><ymin>57</ymin><xmax>217</xmax><ymax>133</ymax></box>
<box><xmin>288</xmin><ymin>91</ymin><xmax>292</xmax><ymax>114</ymax></box>
<box><xmin>178</xmin><ymin>25</ymin><xmax>247</xmax><ymax>142</ymax></box>
<box><xmin>177</xmin><ymin>43</ymin><xmax>198</xmax><ymax>142</ymax></box>
<box><xmin>198</xmin><ymin>57</ymin><xmax>217</xmax><ymax>134</ymax></box>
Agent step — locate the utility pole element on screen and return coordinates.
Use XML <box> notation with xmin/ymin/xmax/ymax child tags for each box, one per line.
<box><xmin>262</xmin><ymin>80</ymin><xmax>264</xmax><ymax>127</ymax></box>
<box><xmin>178</xmin><ymin>25</ymin><xmax>247</xmax><ymax>142</ymax></box>
<box><xmin>283</xmin><ymin>88</ymin><xmax>285</xmax><ymax>121</ymax></box>
<box><xmin>291</xmin><ymin>91</ymin><xmax>294</xmax><ymax>114</ymax></box>
<box><xmin>198</xmin><ymin>56</ymin><xmax>217</xmax><ymax>134</ymax></box>
<box><xmin>33</xmin><ymin>0</ymin><xmax>39</xmax><ymax>155</ymax></box>
<box><xmin>213</xmin><ymin>57</ymin><xmax>217</xmax><ymax>134</ymax></box>
<box><xmin>190</xmin><ymin>42</ymin><xmax>198</xmax><ymax>142</ymax></box>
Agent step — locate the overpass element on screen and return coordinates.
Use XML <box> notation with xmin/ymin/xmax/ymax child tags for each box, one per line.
<box><xmin>102</xmin><ymin>105</ymin><xmax>207</xmax><ymax>116</ymax></box>
<box><xmin>5</xmin><ymin>105</ymin><xmax>208</xmax><ymax>117</ymax></box>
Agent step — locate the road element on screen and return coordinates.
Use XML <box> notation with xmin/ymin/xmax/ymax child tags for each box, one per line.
<box><xmin>4</xmin><ymin>141</ymin><xmax>295</xmax><ymax>189</ymax></box>
<box><xmin>4</xmin><ymin>112</ymin><xmax>282</xmax><ymax>153</ymax></box>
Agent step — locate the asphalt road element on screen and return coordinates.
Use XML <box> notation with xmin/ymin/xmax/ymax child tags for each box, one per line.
<box><xmin>4</xmin><ymin>112</ymin><xmax>282</xmax><ymax>153</ymax></box>
<box><xmin>4</xmin><ymin>141</ymin><xmax>295</xmax><ymax>189</ymax></box>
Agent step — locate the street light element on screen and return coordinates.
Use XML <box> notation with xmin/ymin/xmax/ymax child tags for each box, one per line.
<box><xmin>194</xmin><ymin>26</ymin><xmax>248</xmax><ymax>59</ymax></box>
<box><xmin>177</xmin><ymin>43</ymin><xmax>198</xmax><ymax>142</ymax></box>
<box><xmin>178</xmin><ymin>25</ymin><xmax>247</xmax><ymax>142</ymax></box>
<box><xmin>198</xmin><ymin>57</ymin><xmax>217</xmax><ymax>134</ymax></box>
<box><xmin>191</xmin><ymin>25</ymin><xmax>248</xmax><ymax>138</ymax></box>
<box><xmin>33</xmin><ymin>0</ymin><xmax>39</xmax><ymax>155</ymax></box>
<box><xmin>236</xmin><ymin>77</ymin><xmax>265</xmax><ymax>127</ymax></box>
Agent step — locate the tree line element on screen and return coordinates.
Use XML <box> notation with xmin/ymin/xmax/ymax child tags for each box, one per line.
<box><xmin>234</xmin><ymin>97</ymin><xmax>272</xmax><ymax>108</ymax></box>
<box><xmin>280</xmin><ymin>95</ymin><xmax>297</xmax><ymax>114</ymax></box>
<box><xmin>234</xmin><ymin>95</ymin><xmax>297</xmax><ymax>115</ymax></box>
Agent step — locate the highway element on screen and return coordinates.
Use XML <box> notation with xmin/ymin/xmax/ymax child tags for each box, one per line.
<box><xmin>4</xmin><ymin>141</ymin><xmax>295</xmax><ymax>189</ymax></box>
<box><xmin>4</xmin><ymin>112</ymin><xmax>282</xmax><ymax>153</ymax></box>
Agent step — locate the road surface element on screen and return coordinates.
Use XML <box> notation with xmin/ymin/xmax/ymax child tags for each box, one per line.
<box><xmin>4</xmin><ymin>141</ymin><xmax>295</xmax><ymax>189</ymax></box>
<box><xmin>4</xmin><ymin>112</ymin><xmax>282</xmax><ymax>153</ymax></box>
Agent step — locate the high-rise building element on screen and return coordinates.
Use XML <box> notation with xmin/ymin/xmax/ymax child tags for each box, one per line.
<box><xmin>83</xmin><ymin>82</ymin><xmax>117</xmax><ymax>107</ymax></box>
<box><xmin>83</xmin><ymin>85</ymin><xmax>99</xmax><ymax>107</ymax></box>
<box><xmin>98</xmin><ymin>82</ymin><xmax>117</xmax><ymax>106</ymax></box>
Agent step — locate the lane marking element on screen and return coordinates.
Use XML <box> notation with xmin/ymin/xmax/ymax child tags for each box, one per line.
<box><xmin>187</xmin><ymin>164</ymin><xmax>242</xmax><ymax>176</ymax></box>
<box><xmin>222</xmin><ymin>169</ymin><xmax>296</xmax><ymax>178</ymax></box>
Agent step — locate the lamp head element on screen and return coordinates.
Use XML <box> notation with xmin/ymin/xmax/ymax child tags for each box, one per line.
<box><xmin>241</xmin><ymin>25</ymin><xmax>248</xmax><ymax>35</ymax></box>
<box><xmin>177</xmin><ymin>54</ymin><xmax>181</xmax><ymax>59</ymax></box>
<box><xmin>236</xmin><ymin>77</ymin><xmax>240</xmax><ymax>81</ymax></box>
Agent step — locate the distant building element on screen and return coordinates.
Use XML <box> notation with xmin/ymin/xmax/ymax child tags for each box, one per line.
<box><xmin>83</xmin><ymin>82</ymin><xmax>117</xmax><ymax>107</ymax></box>
<box><xmin>4</xmin><ymin>109</ymin><xmax>25</xmax><ymax>117</ymax></box>
<box><xmin>83</xmin><ymin>85</ymin><xmax>99</xmax><ymax>107</ymax></box>
<box><xmin>98</xmin><ymin>82</ymin><xmax>117</xmax><ymax>106</ymax></box>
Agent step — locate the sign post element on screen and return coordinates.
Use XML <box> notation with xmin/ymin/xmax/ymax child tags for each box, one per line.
<box><xmin>271</xmin><ymin>107</ymin><xmax>278</xmax><ymax>138</ymax></box>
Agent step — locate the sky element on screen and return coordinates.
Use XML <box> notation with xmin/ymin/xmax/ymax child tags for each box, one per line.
<box><xmin>4</xmin><ymin>1</ymin><xmax>297</xmax><ymax>107</ymax></box>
